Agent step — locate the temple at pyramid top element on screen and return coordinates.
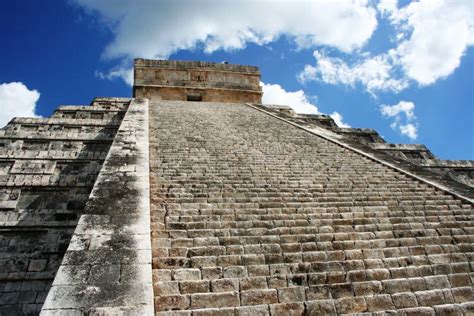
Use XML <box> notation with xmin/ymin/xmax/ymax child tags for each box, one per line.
<box><xmin>133</xmin><ymin>58</ymin><xmax>263</xmax><ymax>103</ymax></box>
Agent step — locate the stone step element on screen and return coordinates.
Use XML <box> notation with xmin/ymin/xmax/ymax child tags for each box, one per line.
<box><xmin>152</xmin><ymin>253</ymin><xmax>473</xmax><ymax>277</ymax></box>
<box><xmin>160</xmin><ymin>210</ymin><xmax>472</xmax><ymax>223</ymax></box>
<box><xmin>153</xmin><ymin>267</ymin><xmax>474</xmax><ymax>288</ymax></box>
<box><xmin>164</xmin><ymin>218</ymin><xmax>474</xmax><ymax>230</ymax></box>
<box><xmin>155</xmin><ymin>301</ymin><xmax>474</xmax><ymax>316</ymax></box>
<box><xmin>153</xmin><ymin>286</ymin><xmax>474</xmax><ymax>313</ymax></box>
<box><xmin>152</xmin><ymin>236</ymin><xmax>474</xmax><ymax>253</ymax></box>
<box><xmin>155</xmin><ymin>204</ymin><xmax>469</xmax><ymax>217</ymax></box>
<box><xmin>151</xmin><ymin>224</ymin><xmax>474</xmax><ymax>239</ymax></box>
<box><xmin>154</xmin><ymin>241</ymin><xmax>474</xmax><ymax>261</ymax></box>
<box><xmin>153</xmin><ymin>271</ymin><xmax>474</xmax><ymax>292</ymax></box>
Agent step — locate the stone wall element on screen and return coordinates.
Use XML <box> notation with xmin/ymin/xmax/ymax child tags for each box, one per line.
<box><xmin>134</xmin><ymin>59</ymin><xmax>262</xmax><ymax>103</ymax></box>
<box><xmin>0</xmin><ymin>98</ymin><xmax>129</xmax><ymax>315</ymax></box>
<box><xmin>134</xmin><ymin>86</ymin><xmax>262</xmax><ymax>104</ymax></box>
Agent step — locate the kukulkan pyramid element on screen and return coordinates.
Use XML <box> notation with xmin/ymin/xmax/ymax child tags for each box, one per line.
<box><xmin>0</xmin><ymin>59</ymin><xmax>473</xmax><ymax>315</ymax></box>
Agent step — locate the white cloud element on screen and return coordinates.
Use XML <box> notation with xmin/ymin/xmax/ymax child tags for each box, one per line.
<box><xmin>378</xmin><ymin>0</ymin><xmax>474</xmax><ymax>85</ymax></box>
<box><xmin>380</xmin><ymin>100</ymin><xmax>418</xmax><ymax>140</ymax></box>
<box><xmin>383</xmin><ymin>0</ymin><xmax>474</xmax><ymax>85</ymax></box>
<box><xmin>399</xmin><ymin>123</ymin><xmax>418</xmax><ymax>139</ymax></box>
<box><xmin>298</xmin><ymin>50</ymin><xmax>408</xmax><ymax>95</ymax></box>
<box><xmin>0</xmin><ymin>82</ymin><xmax>40</xmax><ymax>128</ymax></box>
<box><xmin>380</xmin><ymin>100</ymin><xmax>415</xmax><ymax>120</ymax></box>
<box><xmin>261</xmin><ymin>82</ymin><xmax>318</xmax><ymax>114</ymax></box>
<box><xmin>377</xmin><ymin>0</ymin><xmax>397</xmax><ymax>17</ymax></box>
<box><xmin>262</xmin><ymin>83</ymin><xmax>352</xmax><ymax>128</ymax></box>
<box><xmin>300</xmin><ymin>0</ymin><xmax>474</xmax><ymax>94</ymax></box>
<box><xmin>95</xmin><ymin>66</ymin><xmax>133</xmax><ymax>86</ymax></box>
<box><xmin>330</xmin><ymin>112</ymin><xmax>350</xmax><ymax>128</ymax></box>
<box><xmin>73</xmin><ymin>0</ymin><xmax>378</xmax><ymax>83</ymax></box>
<box><xmin>75</xmin><ymin>0</ymin><xmax>377</xmax><ymax>56</ymax></box>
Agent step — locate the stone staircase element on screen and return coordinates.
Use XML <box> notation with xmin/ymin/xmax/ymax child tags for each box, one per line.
<box><xmin>149</xmin><ymin>101</ymin><xmax>473</xmax><ymax>315</ymax></box>
<box><xmin>259</xmin><ymin>104</ymin><xmax>474</xmax><ymax>191</ymax></box>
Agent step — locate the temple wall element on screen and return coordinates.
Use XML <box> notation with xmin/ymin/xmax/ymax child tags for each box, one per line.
<box><xmin>133</xmin><ymin>59</ymin><xmax>262</xmax><ymax>103</ymax></box>
<box><xmin>134</xmin><ymin>86</ymin><xmax>261</xmax><ymax>103</ymax></box>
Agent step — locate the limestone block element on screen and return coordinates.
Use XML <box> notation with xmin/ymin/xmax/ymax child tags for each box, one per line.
<box><xmin>155</xmin><ymin>294</ymin><xmax>190</xmax><ymax>311</ymax></box>
<box><xmin>305</xmin><ymin>300</ymin><xmax>337</xmax><ymax>315</ymax></box>
<box><xmin>277</xmin><ymin>287</ymin><xmax>305</xmax><ymax>303</ymax></box>
<box><xmin>241</xmin><ymin>289</ymin><xmax>278</xmax><ymax>306</ymax></box>
<box><xmin>190</xmin><ymin>292</ymin><xmax>240</xmax><ymax>309</ymax></box>
<box><xmin>334</xmin><ymin>297</ymin><xmax>367</xmax><ymax>314</ymax></box>
<box><xmin>269</xmin><ymin>302</ymin><xmax>304</xmax><ymax>316</ymax></box>
<box><xmin>179</xmin><ymin>280</ymin><xmax>209</xmax><ymax>294</ymax></box>
<box><xmin>211</xmin><ymin>279</ymin><xmax>239</xmax><ymax>292</ymax></box>
<box><xmin>365</xmin><ymin>294</ymin><xmax>395</xmax><ymax>312</ymax></box>
<box><xmin>173</xmin><ymin>269</ymin><xmax>201</xmax><ymax>281</ymax></box>
<box><xmin>154</xmin><ymin>281</ymin><xmax>179</xmax><ymax>296</ymax></box>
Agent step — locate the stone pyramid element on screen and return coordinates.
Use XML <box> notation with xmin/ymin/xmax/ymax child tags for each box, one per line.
<box><xmin>0</xmin><ymin>59</ymin><xmax>472</xmax><ymax>315</ymax></box>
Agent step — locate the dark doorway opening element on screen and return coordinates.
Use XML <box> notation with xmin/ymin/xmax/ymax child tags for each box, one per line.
<box><xmin>187</xmin><ymin>95</ymin><xmax>202</xmax><ymax>102</ymax></box>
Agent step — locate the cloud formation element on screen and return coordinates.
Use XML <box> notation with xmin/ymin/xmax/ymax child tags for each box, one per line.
<box><xmin>298</xmin><ymin>50</ymin><xmax>408</xmax><ymax>95</ymax></box>
<box><xmin>330</xmin><ymin>112</ymin><xmax>350</xmax><ymax>128</ymax></box>
<box><xmin>0</xmin><ymin>82</ymin><xmax>40</xmax><ymax>128</ymax></box>
<box><xmin>95</xmin><ymin>67</ymin><xmax>133</xmax><ymax>86</ymax></box>
<box><xmin>73</xmin><ymin>0</ymin><xmax>377</xmax><ymax>82</ymax></box>
<box><xmin>261</xmin><ymin>83</ymin><xmax>350</xmax><ymax>128</ymax></box>
<box><xmin>261</xmin><ymin>82</ymin><xmax>318</xmax><ymax>114</ymax></box>
<box><xmin>386</xmin><ymin>0</ymin><xmax>473</xmax><ymax>85</ymax></box>
<box><xmin>74</xmin><ymin>0</ymin><xmax>377</xmax><ymax>58</ymax></box>
<box><xmin>380</xmin><ymin>100</ymin><xmax>418</xmax><ymax>140</ymax></box>
<box><xmin>299</xmin><ymin>0</ymin><xmax>474</xmax><ymax>94</ymax></box>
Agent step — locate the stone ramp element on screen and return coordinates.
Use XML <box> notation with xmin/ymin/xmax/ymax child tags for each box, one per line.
<box><xmin>149</xmin><ymin>101</ymin><xmax>473</xmax><ymax>315</ymax></box>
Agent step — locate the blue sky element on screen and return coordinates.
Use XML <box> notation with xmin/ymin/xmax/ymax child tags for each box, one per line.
<box><xmin>0</xmin><ymin>0</ymin><xmax>472</xmax><ymax>159</ymax></box>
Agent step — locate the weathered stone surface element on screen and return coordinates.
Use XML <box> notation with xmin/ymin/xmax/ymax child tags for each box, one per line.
<box><xmin>277</xmin><ymin>287</ymin><xmax>305</xmax><ymax>303</ymax></box>
<box><xmin>179</xmin><ymin>280</ymin><xmax>210</xmax><ymax>294</ymax></box>
<box><xmin>154</xmin><ymin>281</ymin><xmax>179</xmax><ymax>296</ymax></box>
<box><xmin>241</xmin><ymin>289</ymin><xmax>278</xmax><ymax>306</ymax></box>
<box><xmin>260</xmin><ymin>104</ymin><xmax>474</xmax><ymax>194</ymax></box>
<box><xmin>334</xmin><ymin>297</ymin><xmax>367</xmax><ymax>314</ymax></box>
<box><xmin>392</xmin><ymin>292</ymin><xmax>418</xmax><ymax>308</ymax></box>
<box><xmin>149</xmin><ymin>99</ymin><xmax>473</xmax><ymax>315</ymax></box>
<box><xmin>305</xmin><ymin>300</ymin><xmax>337</xmax><ymax>315</ymax></box>
<box><xmin>237</xmin><ymin>305</ymin><xmax>269</xmax><ymax>316</ymax></box>
<box><xmin>400</xmin><ymin>306</ymin><xmax>436</xmax><ymax>315</ymax></box>
<box><xmin>211</xmin><ymin>278</ymin><xmax>239</xmax><ymax>292</ymax></box>
<box><xmin>190</xmin><ymin>292</ymin><xmax>240</xmax><ymax>309</ymax></box>
<box><xmin>193</xmin><ymin>308</ymin><xmax>234</xmax><ymax>316</ymax></box>
<box><xmin>155</xmin><ymin>294</ymin><xmax>190</xmax><ymax>311</ymax></box>
<box><xmin>40</xmin><ymin>99</ymin><xmax>153</xmax><ymax>314</ymax></box>
<box><xmin>173</xmin><ymin>269</ymin><xmax>201</xmax><ymax>281</ymax></box>
<box><xmin>2</xmin><ymin>60</ymin><xmax>473</xmax><ymax>315</ymax></box>
<box><xmin>433</xmin><ymin>304</ymin><xmax>463</xmax><ymax>316</ymax></box>
<box><xmin>0</xmin><ymin>98</ymin><xmax>128</xmax><ymax>314</ymax></box>
<box><xmin>134</xmin><ymin>59</ymin><xmax>262</xmax><ymax>103</ymax></box>
<box><xmin>365</xmin><ymin>294</ymin><xmax>395</xmax><ymax>312</ymax></box>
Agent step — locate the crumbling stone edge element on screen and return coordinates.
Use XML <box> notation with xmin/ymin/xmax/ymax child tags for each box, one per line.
<box><xmin>40</xmin><ymin>98</ymin><xmax>153</xmax><ymax>315</ymax></box>
<box><xmin>246</xmin><ymin>103</ymin><xmax>473</xmax><ymax>204</ymax></box>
